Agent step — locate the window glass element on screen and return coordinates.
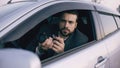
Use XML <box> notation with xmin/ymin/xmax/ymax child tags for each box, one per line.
<box><xmin>99</xmin><ymin>14</ymin><xmax>117</xmax><ymax>35</ymax></box>
<box><xmin>115</xmin><ymin>16</ymin><xmax>120</xmax><ymax>28</ymax></box>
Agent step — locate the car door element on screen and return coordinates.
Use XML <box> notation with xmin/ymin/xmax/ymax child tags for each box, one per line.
<box><xmin>41</xmin><ymin>10</ymin><xmax>109</xmax><ymax>68</ymax></box>
<box><xmin>98</xmin><ymin>13</ymin><xmax>120</xmax><ymax>68</ymax></box>
<box><xmin>0</xmin><ymin>1</ymin><xmax>110</xmax><ymax>68</ymax></box>
<box><xmin>28</xmin><ymin>1</ymin><xmax>109</xmax><ymax>68</ymax></box>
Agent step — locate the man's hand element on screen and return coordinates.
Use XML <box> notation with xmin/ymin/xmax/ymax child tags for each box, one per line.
<box><xmin>39</xmin><ymin>37</ymin><xmax>53</xmax><ymax>50</ymax></box>
<box><xmin>52</xmin><ymin>37</ymin><xmax>65</xmax><ymax>53</ymax></box>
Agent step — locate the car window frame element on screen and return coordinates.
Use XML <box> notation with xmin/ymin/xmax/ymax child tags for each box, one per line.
<box><xmin>1</xmin><ymin>1</ymin><xmax>102</xmax><ymax>64</ymax></box>
<box><xmin>114</xmin><ymin>16</ymin><xmax>120</xmax><ymax>28</ymax></box>
<box><xmin>1</xmin><ymin>1</ymin><xmax>95</xmax><ymax>43</ymax></box>
<box><xmin>98</xmin><ymin>12</ymin><xmax>118</xmax><ymax>36</ymax></box>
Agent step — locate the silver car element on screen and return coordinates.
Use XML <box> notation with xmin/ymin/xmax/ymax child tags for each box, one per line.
<box><xmin>0</xmin><ymin>0</ymin><xmax>120</xmax><ymax>68</ymax></box>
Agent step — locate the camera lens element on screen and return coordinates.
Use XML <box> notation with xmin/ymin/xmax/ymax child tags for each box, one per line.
<box><xmin>39</xmin><ymin>33</ymin><xmax>48</xmax><ymax>43</ymax></box>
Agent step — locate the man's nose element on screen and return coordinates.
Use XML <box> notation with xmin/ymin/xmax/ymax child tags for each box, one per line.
<box><xmin>65</xmin><ymin>22</ymin><xmax>69</xmax><ymax>27</ymax></box>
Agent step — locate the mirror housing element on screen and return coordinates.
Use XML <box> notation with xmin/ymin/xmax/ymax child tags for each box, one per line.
<box><xmin>0</xmin><ymin>48</ymin><xmax>41</xmax><ymax>68</ymax></box>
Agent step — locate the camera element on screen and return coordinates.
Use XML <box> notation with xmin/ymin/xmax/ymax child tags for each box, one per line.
<box><xmin>38</xmin><ymin>33</ymin><xmax>55</xmax><ymax>43</ymax></box>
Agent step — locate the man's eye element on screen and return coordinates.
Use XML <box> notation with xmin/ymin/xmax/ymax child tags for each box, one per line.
<box><xmin>69</xmin><ymin>21</ymin><xmax>74</xmax><ymax>24</ymax></box>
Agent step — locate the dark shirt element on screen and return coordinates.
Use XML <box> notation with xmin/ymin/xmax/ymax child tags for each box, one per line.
<box><xmin>26</xmin><ymin>24</ymin><xmax>88</xmax><ymax>60</ymax></box>
<box><xmin>39</xmin><ymin>24</ymin><xmax>88</xmax><ymax>60</ymax></box>
<box><xmin>64</xmin><ymin>29</ymin><xmax>88</xmax><ymax>51</ymax></box>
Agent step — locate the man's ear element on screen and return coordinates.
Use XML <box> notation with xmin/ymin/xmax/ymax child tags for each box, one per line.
<box><xmin>75</xmin><ymin>22</ymin><xmax>78</xmax><ymax>28</ymax></box>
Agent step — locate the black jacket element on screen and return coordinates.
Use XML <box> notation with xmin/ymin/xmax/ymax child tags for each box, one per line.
<box><xmin>26</xmin><ymin>24</ymin><xmax>88</xmax><ymax>60</ymax></box>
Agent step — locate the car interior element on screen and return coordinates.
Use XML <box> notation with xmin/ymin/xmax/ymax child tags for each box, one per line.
<box><xmin>4</xmin><ymin>10</ymin><xmax>96</xmax><ymax>60</ymax></box>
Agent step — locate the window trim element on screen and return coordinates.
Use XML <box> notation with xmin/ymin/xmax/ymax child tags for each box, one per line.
<box><xmin>98</xmin><ymin>13</ymin><xmax>118</xmax><ymax>36</ymax></box>
<box><xmin>1</xmin><ymin>2</ymin><xmax>95</xmax><ymax>43</ymax></box>
<box><xmin>114</xmin><ymin>16</ymin><xmax>120</xmax><ymax>28</ymax></box>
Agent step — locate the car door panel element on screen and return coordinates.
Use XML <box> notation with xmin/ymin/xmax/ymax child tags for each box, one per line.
<box><xmin>103</xmin><ymin>30</ymin><xmax>120</xmax><ymax>68</ymax></box>
<box><xmin>43</xmin><ymin>41</ymin><xmax>109</xmax><ymax>68</ymax></box>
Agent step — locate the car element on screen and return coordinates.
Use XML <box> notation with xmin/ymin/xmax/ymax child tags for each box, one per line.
<box><xmin>0</xmin><ymin>0</ymin><xmax>120</xmax><ymax>68</ymax></box>
<box><xmin>0</xmin><ymin>48</ymin><xmax>41</xmax><ymax>68</ymax></box>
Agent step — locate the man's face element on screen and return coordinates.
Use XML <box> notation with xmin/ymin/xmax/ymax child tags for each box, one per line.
<box><xmin>59</xmin><ymin>13</ymin><xmax>77</xmax><ymax>37</ymax></box>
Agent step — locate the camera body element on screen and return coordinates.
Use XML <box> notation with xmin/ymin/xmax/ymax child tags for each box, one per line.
<box><xmin>38</xmin><ymin>33</ymin><xmax>55</xmax><ymax>43</ymax></box>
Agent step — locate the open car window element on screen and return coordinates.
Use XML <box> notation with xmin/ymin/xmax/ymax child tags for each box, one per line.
<box><xmin>4</xmin><ymin>10</ymin><xmax>96</xmax><ymax>60</ymax></box>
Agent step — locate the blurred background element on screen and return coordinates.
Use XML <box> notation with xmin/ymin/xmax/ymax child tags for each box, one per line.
<box><xmin>0</xmin><ymin>0</ymin><xmax>120</xmax><ymax>13</ymax></box>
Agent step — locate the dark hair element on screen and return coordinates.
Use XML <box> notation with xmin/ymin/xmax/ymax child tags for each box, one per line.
<box><xmin>59</xmin><ymin>10</ymin><xmax>79</xmax><ymax>21</ymax></box>
<box><xmin>61</xmin><ymin>10</ymin><xmax>78</xmax><ymax>16</ymax></box>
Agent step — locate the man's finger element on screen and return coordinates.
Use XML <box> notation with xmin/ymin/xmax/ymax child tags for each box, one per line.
<box><xmin>54</xmin><ymin>37</ymin><xmax>64</xmax><ymax>43</ymax></box>
<box><xmin>52</xmin><ymin>47</ymin><xmax>58</xmax><ymax>53</ymax></box>
<box><xmin>53</xmin><ymin>40</ymin><xmax>64</xmax><ymax>49</ymax></box>
<box><xmin>52</xmin><ymin>44</ymin><xmax>64</xmax><ymax>53</ymax></box>
<box><xmin>52</xmin><ymin>44</ymin><xmax>62</xmax><ymax>53</ymax></box>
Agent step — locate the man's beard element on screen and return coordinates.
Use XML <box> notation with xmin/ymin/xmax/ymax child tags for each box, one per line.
<box><xmin>59</xmin><ymin>27</ymin><xmax>72</xmax><ymax>37</ymax></box>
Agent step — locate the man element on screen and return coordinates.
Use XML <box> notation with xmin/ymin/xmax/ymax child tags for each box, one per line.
<box><xmin>36</xmin><ymin>10</ymin><xmax>88</xmax><ymax>60</ymax></box>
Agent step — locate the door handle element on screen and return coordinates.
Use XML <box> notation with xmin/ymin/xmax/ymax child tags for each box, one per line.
<box><xmin>95</xmin><ymin>56</ymin><xmax>108</xmax><ymax>68</ymax></box>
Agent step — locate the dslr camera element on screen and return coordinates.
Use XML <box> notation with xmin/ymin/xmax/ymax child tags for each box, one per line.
<box><xmin>38</xmin><ymin>33</ymin><xmax>55</xmax><ymax>43</ymax></box>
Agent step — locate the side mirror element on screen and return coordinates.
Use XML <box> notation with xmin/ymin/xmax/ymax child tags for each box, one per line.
<box><xmin>0</xmin><ymin>48</ymin><xmax>41</xmax><ymax>68</ymax></box>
